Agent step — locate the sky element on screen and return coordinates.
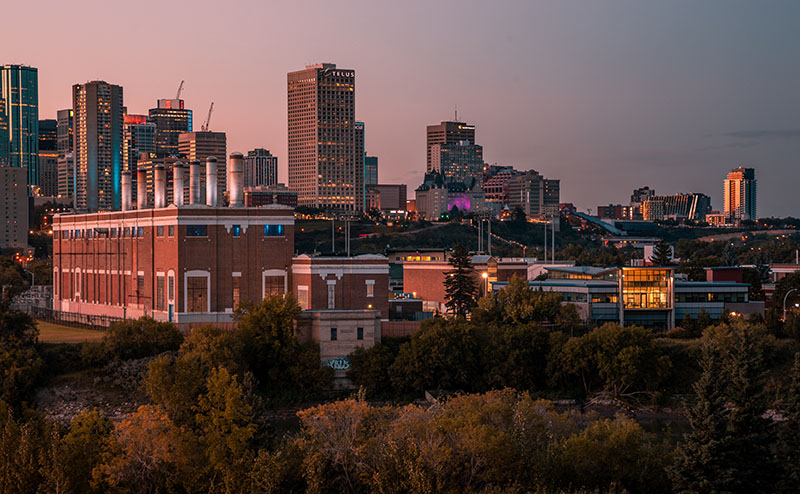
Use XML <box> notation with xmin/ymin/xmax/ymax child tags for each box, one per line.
<box><xmin>9</xmin><ymin>0</ymin><xmax>800</xmax><ymax>217</ymax></box>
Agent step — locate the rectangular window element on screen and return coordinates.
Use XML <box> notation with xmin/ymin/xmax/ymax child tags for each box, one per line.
<box><xmin>186</xmin><ymin>225</ymin><xmax>208</xmax><ymax>237</ymax></box>
<box><xmin>357</xmin><ymin>327</ymin><xmax>364</xmax><ymax>340</ymax></box>
<box><xmin>263</xmin><ymin>224</ymin><xmax>284</xmax><ymax>237</ymax></box>
<box><xmin>366</xmin><ymin>281</ymin><xmax>374</xmax><ymax>298</ymax></box>
<box><xmin>137</xmin><ymin>275</ymin><xmax>145</xmax><ymax>300</ymax></box>
<box><xmin>137</xmin><ymin>227</ymin><xmax>144</xmax><ymax>237</ymax></box>
<box><xmin>156</xmin><ymin>226</ymin><xmax>165</xmax><ymax>237</ymax></box>
<box><xmin>111</xmin><ymin>228</ymin><xmax>117</xmax><ymax>238</ymax></box>
<box><xmin>123</xmin><ymin>227</ymin><xmax>130</xmax><ymax>237</ymax></box>
<box><xmin>168</xmin><ymin>225</ymin><xmax>175</xmax><ymax>237</ymax></box>
<box><xmin>232</xmin><ymin>225</ymin><xmax>241</xmax><ymax>237</ymax></box>
<box><xmin>327</xmin><ymin>283</ymin><xmax>335</xmax><ymax>309</ymax></box>
<box><xmin>232</xmin><ymin>276</ymin><xmax>240</xmax><ymax>309</ymax></box>
<box><xmin>156</xmin><ymin>276</ymin><xmax>165</xmax><ymax>311</ymax></box>
<box><xmin>297</xmin><ymin>287</ymin><xmax>309</xmax><ymax>310</ymax></box>
<box><xmin>168</xmin><ymin>275</ymin><xmax>175</xmax><ymax>300</ymax></box>
<box><xmin>264</xmin><ymin>276</ymin><xmax>284</xmax><ymax>296</ymax></box>
<box><xmin>330</xmin><ymin>327</ymin><xmax>337</xmax><ymax>341</ymax></box>
<box><xmin>187</xmin><ymin>276</ymin><xmax>208</xmax><ymax>312</ymax></box>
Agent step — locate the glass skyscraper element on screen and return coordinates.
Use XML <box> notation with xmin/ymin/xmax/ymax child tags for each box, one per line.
<box><xmin>0</xmin><ymin>65</ymin><xmax>39</xmax><ymax>188</ymax></box>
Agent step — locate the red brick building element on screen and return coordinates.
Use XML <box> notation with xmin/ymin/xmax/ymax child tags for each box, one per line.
<box><xmin>53</xmin><ymin>205</ymin><xmax>295</xmax><ymax>329</ymax></box>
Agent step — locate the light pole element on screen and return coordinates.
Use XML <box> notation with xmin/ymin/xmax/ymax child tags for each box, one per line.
<box><xmin>24</xmin><ymin>270</ymin><xmax>34</xmax><ymax>287</ymax></box>
<box><xmin>482</xmin><ymin>272</ymin><xmax>489</xmax><ymax>297</ymax></box>
<box><xmin>784</xmin><ymin>288</ymin><xmax>798</xmax><ymax>322</ymax></box>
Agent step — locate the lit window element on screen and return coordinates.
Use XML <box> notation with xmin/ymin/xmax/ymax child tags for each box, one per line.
<box><xmin>232</xmin><ymin>225</ymin><xmax>241</xmax><ymax>237</ymax></box>
<box><xmin>263</xmin><ymin>224</ymin><xmax>284</xmax><ymax>237</ymax></box>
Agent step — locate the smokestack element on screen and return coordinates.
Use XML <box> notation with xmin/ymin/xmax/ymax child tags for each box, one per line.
<box><xmin>206</xmin><ymin>156</ymin><xmax>218</xmax><ymax>207</ymax></box>
<box><xmin>228</xmin><ymin>152</ymin><xmax>244</xmax><ymax>207</ymax></box>
<box><xmin>121</xmin><ymin>171</ymin><xmax>132</xmax><ymax>211</ymax></box>
<box><xmin>173</xmin><ymin>162</ymin><xmax>185</xmax><ymax>206</ymax></box>
<box><xmin>189</xmin><ymin>159</ymin><xmax>201</xmax><ymax>205</ymax></box>
<box><xmin>154</xmin><ymin>165</ymin><xmax>167</xmax><ymax>208</ymax></box>
<box><xmin>137</xmin><ymin>167</ymin><xmax>147</xmax><ymax>210</ymax></box>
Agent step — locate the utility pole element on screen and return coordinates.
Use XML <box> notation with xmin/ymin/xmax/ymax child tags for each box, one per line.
<box><xmin>331</xmin><ymin>216</ymin><xmax>335</xmax><ymax>254</ymax></box>
<box><xmin>488</xmin><ymin>219</ymin><xmax>492</xmax><ymax>257</ymax></box>
<box><xmin>478</xmin><ymin>219</ymin><xmax>482</xmax><ymax>253</ymax></box>
<box><xmin>543</xmin><ymin>218</ymin><xmax>547</xmax><ymax>264</ymax></box>
<box><xmin>551</xmin><ymin>216</ymin><xmax>555</xmax><ymax>263</ymax></box>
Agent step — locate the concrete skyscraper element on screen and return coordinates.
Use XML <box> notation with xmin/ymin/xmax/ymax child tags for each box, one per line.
<box><xmin>287</xmin><ymin>63</ymin><xmax>362</xmax><ymax>212</ymax></box>
<box><xmin>38</xmin><ymin>119</ymin><xmax>58</xmax><ymax>196</ymax></box>
<box><xmin>72</xmin><ymin>81</ymin><xmax>124</xmax><ymax>211</ymax></box>
<box><xmin>724</xmin><ymin>167</ymin><xmax>757</xmax><ymax>221</ymax></box>
<box><xmin>56</xmin><ymin>109</ymin><xmax>74</xmax><ymax>199</ymax></box>
<box><xmin>243</xmin><ymin>148</ymin><xmax>278</xmax><ymax>188</ymax></box>
<box><xmin>149</xmin><ymin>98</ymin><xmax>192</xmax><ymax>157</ymax></box>
<box><xmin>178</xmin><ymin>131</ymin><xmax>226</xmax><ymax>202</ymax></box>
<box><xmin>0</xmin><ymin>65</ymin><xmax>39</xmax><ymax>188</ymax></box>
<box><xmin>123</xmin><ymin>114</ymin><xmax>156</xmax><ymax>173</ymax></box>
<box><xmin>426</xmin><ymin>120</ymin><xmax>475</xmax><ymax>174</ymax></box>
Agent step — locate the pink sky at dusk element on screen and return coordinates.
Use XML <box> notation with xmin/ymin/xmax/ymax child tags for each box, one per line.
<box><xmin>8</xmin><ymin>0</ymin><xmax>800</xmax><ymax>216</ymax></box>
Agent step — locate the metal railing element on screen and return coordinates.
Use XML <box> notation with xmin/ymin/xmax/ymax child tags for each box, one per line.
<box><xmin>31</xmin><ymin>306</ymin><xmax>123</xmax><ymax>331</ymax></box>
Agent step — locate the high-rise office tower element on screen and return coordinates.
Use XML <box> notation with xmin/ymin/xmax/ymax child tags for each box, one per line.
<box><xmin>149</xmin><ymin>98</ymin><xmax>192</xmax><ymax>157</ymax></box>
<box><xmin>426</xmin><ymin>120</ymin><xmax>475</xmax><ymax>174</ymax></box>
<box><xmin>178</xmin><ymin>131</ymin><xmax>226</xmax><ymax>201</ymax></box>
<box><xmin>430</xmin><ymin>140</ymin><xmax>484</xmax><ymax>185</ymax></box>
<box><xmin>38</xmin><ymin>119</ymin><xmax>58</xmax><ymax>196</ymax></box>
<box><xmin>0</xmin><ymin>65</ymin><xmax>39</xmax><ymax>187</ymax></box>
<box><xmin>243</xmin><ymin>148</ymin><xmax>278</xmax><ymax>188</ymax></box>
<box><xmin>364</xmin><ymin>156</ymin><xmax>378</xmax><ymax>186</ymax></box>
<box><xmin>123</xmin><ymin>114</ymin><xmax>156</xmax><ymax>173</ymax></box>
<box><xmin>355</xmin><ymin>121</ymin><xmax>365</xmax><ymax>211</ymax></box>
<box><xmin>724</xmin><ymin>167</ymin><xmax>757</xmax><ymax>221</ymax></box>
<box><xmin>0</xmin><ymin>166</ymin><xmax>28</xmax><ymax>249</ymax></box>
<box><xmin>72</xmin><ymin>81</ymin><xmax>124</xmax><ymax>211</ymax></box>
<box><xmin>56</xmin><ymin>109</ymin><xmax>74</xmax><ymax>199</ymax></box>
<box><xmin>287</xmin><ymin>63</ymin><xmax>362</xmax><ymax>211</ymax></box>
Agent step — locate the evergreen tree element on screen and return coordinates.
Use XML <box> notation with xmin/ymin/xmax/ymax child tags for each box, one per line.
<box><xmin>444</xmin><ymin>245</ymin><xmax>477</xmax><ymax>317</ymax></box>
<box><xmin>669</xmin><ymin>341</ymin><xmax>734</xmax><ymax>493</ymax></box>
<box><xmin>649</xmin><ymin>240</ymin><xmax>673</xmax><ymax>266</ymax></box>
<box><xmin>722</xmin><ymin>326</ymin><xmax>778</xmax><ymax>493</ymax></box>
<box><xmin>777</xmin><ymin>353</ymin><xmax>800</xmax><ymax>493</ymax></box>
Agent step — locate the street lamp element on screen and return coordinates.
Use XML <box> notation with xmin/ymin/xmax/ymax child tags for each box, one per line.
<box><xmin>783</xmin><ymin>288</ymin><xmax>798</xmax><ymax>322</ymax></box>
<box><xmin>482</xmin><ymin>272</ymin><xmax>489</xmax><ymax>296</ymax></box>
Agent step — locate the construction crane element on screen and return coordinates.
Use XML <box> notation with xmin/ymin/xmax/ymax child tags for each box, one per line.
<box><xmin>175</xmin><ymin>80</ymin><xmax>184</xmax><ymax>100</ymax></box>
<box><xmin>201</xmin><ymin>102</ymin><xmax>214</xmax><ymax>132</ymax></box>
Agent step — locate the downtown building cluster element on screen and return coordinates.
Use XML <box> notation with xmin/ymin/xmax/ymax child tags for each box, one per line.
<box><xmin>594</xmin><ymin>167</ymin><xmax>757</xmax><ymax>226</ymax></box>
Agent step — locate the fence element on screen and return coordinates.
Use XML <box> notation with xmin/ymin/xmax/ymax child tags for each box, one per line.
<box><xmin>31</xmin><ymin>306</ymin><xmax>124</xmax><ymax>331</ymax></box>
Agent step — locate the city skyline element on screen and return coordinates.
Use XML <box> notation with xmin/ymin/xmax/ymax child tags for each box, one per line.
<box><xmin>5</xmin><ymin>0</ymin><xmax>799</xmax><ymax>217</ymax></box>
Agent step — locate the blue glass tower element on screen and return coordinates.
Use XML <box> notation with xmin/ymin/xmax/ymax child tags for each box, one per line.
<box><xmin>0</xmin><ymin>65</ymin><xmax>39</xmax><ymax>188</ymax></box>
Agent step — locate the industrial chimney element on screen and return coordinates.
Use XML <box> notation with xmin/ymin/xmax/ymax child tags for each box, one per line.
<box><xmin>121</xmin><ymin>171</ymin><xmax>132</xmax><ymax>211</ymax></box>
<box><xmin>173</xmin><ymin>162</ymin><xmax>185</xmax><ymax>206</ymax></box>
<box><xmin>189</xmin><ymin>159</ymin><xmax>201</xmax><ymax>205</ymax></box>
<box><xmin>137</xmin><ymin>168</ymin><xmax>147</xmax><ymax>210</ymax></box>
<box><xmin>154</xmin><ymin>165</ymin><xmax>167</xmax><ymax>208</ymax></box>
<box><xmin>228</xmin><ymin>152</ymin><xmax>244</xmax><ymax>207</ymax></box>
<box><xmin>206</xmin><ymin>156</ymin><xmax>218</xmax><ymax>207</ymax></box>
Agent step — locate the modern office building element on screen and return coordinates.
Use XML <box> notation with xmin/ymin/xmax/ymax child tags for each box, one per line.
<box><xmin>364</xmin><ymin>156</ymin><xmax>378</xmax><ymax>186</ymax></box>
<box><xmin>426</xmin><ymin>120</ymin><xmax>475</xmax><ymax>174</ymax></box>
<box><xmin>367</xmin><ymin>184</ymin><xmax>407</xmax><ymax>212</ymax></box>
<box><xmin>0</xmin><ymin>166</ymin><xmax>28</xmax><ymax>249</ymax></box>
<box><xmin>243</xmin><ymin>148</ymin><xmax>278</xmax><ymax>188</ymax></box>
<box><xmin>0</xmin><ymin>65</ymin><xmax>39</xmax><ymax>187</ymax></box>
<box><xmin>483</xmin><ymin>165</ymin><xmax>522</xmax><ymax>207</ymax></box>
<box><xmin>430</xmin><ymin>140</ymin><xmax>485</xmax><ymax>185</ymax></box>
<box><xmin>38</xmin><ymin>119</ymin><xmax>57</xmax><ymax>152</ymax></box>
<box><xmin>597</xmin><ymin>204</ymin><xmax>632</xmax><ymax>220</ymax></box>
<box><xmin>506</xmin><ymin>170</ymin><xmax>560</xmax><ymax>219</ymax></box>
<box><xmin>355</xmin><ymin>122</ymin><xmax>365</xmax><ymax>210</ymax></box>
<box><xmin>72</xmin><ymin>81</ymin><xmax>124</xmax><ymax>211</ymax></box>
<box><xmin>56</xmin><ymin>109</ymin><xmax>74</xmax><ymax>199</ymax></box>
<box><xmin>178</xmin><ymin>131</ymin><xmax>226</xmax><ymax>203</ymax></box>
<box><xmin>287</xmin><ymin>63</ymin><xmax>362</xmax><ymax>212</ymax></box>
<box><xmin>122</xmin><ymin>114</ymin><xmax>156</xmax><ymax>175</ymax></box>
<box><xmin>149</xmin><ymin>98</ymin><xmax>192</xmax><ymax>157</ymax></box>
<box><xmin>37</xmin><ymin>119</ymin><xmax>58</xmax><ymax>196</ymax></box>
<box><xmin>641</xmin><ymin>193</ymin><xmax>712</xmax><ymax>221</ymax></box>
<box><xmin>489</xmin><ymin>266</ymin><xmax>762</xmax><ymax>331</ymax></box>
<box><xmin>724</xmin><ymin>167</ymin><xmax>757</xmax><ymax>221</ymax></box>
